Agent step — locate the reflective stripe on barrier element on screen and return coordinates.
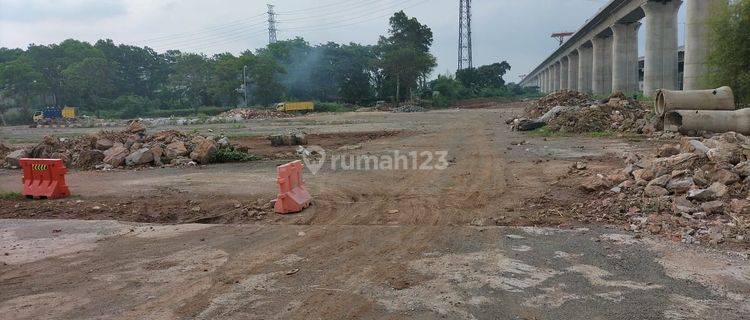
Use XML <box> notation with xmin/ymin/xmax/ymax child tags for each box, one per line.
<box><xmin>274</xmin><ymin>160</ymin><xmax>312</xmax><ymax>214</ymax></box>
<box><xmin>19</xmin><ymin>158</ymin><xmax>71</xmax><ymax>199</ymax></box>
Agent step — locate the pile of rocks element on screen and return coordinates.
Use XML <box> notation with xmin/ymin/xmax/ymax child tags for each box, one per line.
<box><xmin>0</xmin><ymin>140</ymin><xmax>10</xmax><ymax>167</ymax></box>
<box><xmin>3</xmin><ymin>121</ymin><xmax>237</xmax><ymax>170</ymax></box>
<box><xmin>392</xmin><ymin>105</ymin><xmax>426</xmax><ymax>113</ymax></box>
<box><xmin>268</xmin><ymin>131</ymin><xmax>308</xmax><ymax>147</ymax></box>
<box><xmin>546</xmin><ymin>100</ymin><xmax>652</xmax><ymax>134</ymax></box>
<box><xmin>526</xmin><ymin>90</ymin><xmax>594</xmax><ymax>117</ymax></box>
<box><xmin>579</xmin><ymin>132</ymin><xmax>750</xmax><ymax>245</ymax></box>
<box><xmin>511</xmin><ymin>91</ymin><xmax>653</xmax><ymax>134</ymax></box>
<box><xmin>220</xmin><ymin>108</ymin><xmax>294</xmax><ymax>120</ymax></box>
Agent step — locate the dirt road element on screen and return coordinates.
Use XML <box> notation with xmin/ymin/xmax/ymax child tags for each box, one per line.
<box><xmin>1</xmin><ymin>106</ymin><xmax>749</xmax><ymax>319</ymax></box>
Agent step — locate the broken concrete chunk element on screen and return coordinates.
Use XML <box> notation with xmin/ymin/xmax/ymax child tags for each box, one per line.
<box><xmin>657</xmin><ymin>144</ymin><xmax>681</xmax><ymax>158</ymax></box>
<box><xmin>666</xmin><ymin>176</ymin><xmax>694</xmax><ymax>194</ymax></box>
<box><xmin>165</xmin><ymin>141</ymin><xmax>188</xmax><ymax>159</ymax></box>
<box><xmin>672</xmin><ymin>197</ymin><xmax>696</xmax><ymax>215</ymax></box>
<box><xmin>707</xmin><ymin>182</ymin><xmax>729</xmax><ymax>198</ymax></box>
<box><xmin>126</xmin><ymin>120</ymin><xmax>146</xmax><ymax>133</ymax></box>
<box><xmin>125</xmin><ymin>148</ymin><xmax>154</xmax><ymax>166</ymax></box>
<box><xmin>644</xmin><ymin>185</ymin><xmax>669</xmax><ymax>198</ymax></box>
<box><xmin>190</xmin><ymin>139</ymin><xmax>217</xmax><ymax>164</ymax></box>
<box><xmin>95</xmin><ymin>139</ymin><xmax>114</xmax><ymax>151</ymax></box>
<box><xmin>5</xmin><ymin>149</ymin><xmax>28</xmax><ymax>167</ymax></box>
<box><xmin>647</xmin><ymin>174</ymin><xmax>671</xmax><ymax>188</ymax></box>
<box><xmin>687</xmin><ymin>188</ymin><xmax>717</xmax><ymax>202</ymax></box>
<box><xmin>700</xmin><ymin>200</ymin><xmax>725</xmax><ymax>215</ymax></box>
<box><xmin>103</xmin><ymin>146</ymin><xmax>129</xmax><ymax>167</ymax></box>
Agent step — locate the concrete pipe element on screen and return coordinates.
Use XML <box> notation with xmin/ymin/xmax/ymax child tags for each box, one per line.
<box><xmin>655</xmin><ymin>86</ymin><xmax>735</xmax><ymax>116</ymax></box>
<box><xmin>664</xmin><ymin>108</ymin><xmax>750</xmax><ymax>135</ymax></box>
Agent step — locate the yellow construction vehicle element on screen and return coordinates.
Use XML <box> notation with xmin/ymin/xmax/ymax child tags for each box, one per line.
<box><xmin>276</xmin><ymin>101</ymin><xmax>314</xmax><ymax>113</ymax></box>
<box><xmin>33</xmin><ymin>106</ymin><xmax>77</xmax><ymax>125</ymax></box>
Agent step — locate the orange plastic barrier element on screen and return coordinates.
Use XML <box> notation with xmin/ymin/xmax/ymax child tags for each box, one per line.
<box><xmin>274</xmin><ymin>160</ymin><xmax>312</xmax><ymax>214</ymax></box>
<box><xmin>19</xmin><ymin>158</ymin><xmax>71</xmax><ymax>199</ymax></box>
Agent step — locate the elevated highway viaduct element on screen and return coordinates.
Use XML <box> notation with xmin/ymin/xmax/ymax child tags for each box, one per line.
<box><xmin>519</xmin><ymin>0</ymin><xmax>724</xmax><ymax>97</ymax></box>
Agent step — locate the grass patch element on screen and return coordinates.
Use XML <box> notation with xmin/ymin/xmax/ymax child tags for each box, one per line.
<box><xmin>527</xmin><ymin>126</ymin><xmax>557</xmax><ymax>137</ymax></box>
<box><xmin>527</xmin><ymin>127</ymin><xmax>628</xmax><ymax>139</ymax></box>
<box><xmin>314</xmin><ymin>102</ymin><xmax>351</xmax><ymax>113</ymax></box>
<box><xmin>585</xmin><ymin>131</ymin><xmax>616</xmax><ymax>138</ymax></box>
<box><xmin>0</xmin><ymin>191</ymin><xmax>23</xmax><ymax>200</ymax></box>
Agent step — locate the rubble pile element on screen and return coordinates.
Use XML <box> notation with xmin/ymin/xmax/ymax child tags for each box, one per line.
<box><xmin>547</xmin><ymin>102</ymin><xmax>651</xmax><ymax>134</ymax></box>
<box><xmin>392</xmin><ymin>105</ymin><xmax>426</xmax><ymax>113</ymax></box>
<box><xmin>3</xmin><ymin>121</ymin><xmax>244</xmax><ymax>170</ymax></box>
<box><xmin>0</xmin><ymin>140</ymin><xmax>9</xmax><ymax>167</ymax></box>
<box><xmin>220</xmin><ymin>108</ymin><xmax>294</xmax><ymax>120</ymax></box>
<box><xmin>525</xmin><ymin>90</ymin><xmax>594</xmax><ymax>117</ymax></box>
<box><xmin>511</xmin><ymin>91</ymin><xmax>654</xmax><ymax>134</ymax></box>
<box><xmin>268</xmin><ymin>131</ymin><xmax>308</xmax><ymax>147</ymax></box>
<box><xmin>579</xmin><ymin>132</ymin><xmax>750</xmax><ymax>246</ymax></box>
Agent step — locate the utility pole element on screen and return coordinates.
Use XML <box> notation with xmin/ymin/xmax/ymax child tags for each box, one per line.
<box><xmin>458</xmin><ymin>0</ymin><xmax>472</xmax><ymax>70</ymax></box>
<box><xmin>267</xmin><ymin>4</ymin><xmax>278</xmax><ymax>44</ymax></box>
<box><xmin>243</xmin><ymin>65</ymin><xmax>249</xmax><ymax>107</ymax></box>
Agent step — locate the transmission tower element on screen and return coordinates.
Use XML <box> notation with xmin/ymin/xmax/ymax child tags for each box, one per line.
<box><xmin>267</xmin><ymin>4</ymin><xmax>278</xmax><ymax>44</ymax></box>
<box><xmin>458</xmin><ymin>0</ymin><xmax>472</xmax><ymax>70</ymax></box>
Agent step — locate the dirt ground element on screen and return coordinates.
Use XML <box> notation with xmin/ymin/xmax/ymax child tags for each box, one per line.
<box><xmin>1</xmin><ymin>103</ymin><xmax>749</xmax><ymax>319</ymax></box>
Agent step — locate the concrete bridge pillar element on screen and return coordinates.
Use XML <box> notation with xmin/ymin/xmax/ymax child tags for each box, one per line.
<box><xmin>561</xmin><ymin>58</ymin><xmax>569</xmax><ymax>90</ymax></box>
<box><xmin>550</xmin><ymin>63</ymin><xmax>557</xmax><ymax>92</ymax></box>
<box><xmin>554</xmin><ymin>62</ymin><xmax>561</xmax><ymax>91</ymax></box>
<box><xmin>578</xmin><ymin>45</ymin><xmax>593</xmax><ymax>93</ymax></box>
<box><xmin>568</xmin><ymin>51</ymin><xmax>579</xmax><ymax>91</ymax></box>
<box><xmin>547</xmin><ymin>67</ymin><xmax>553</xmax><ymax>92</ymax></box>
<box><xmin>612</xmin><ymin>23</ymin><xmax>629</xmax><ymax>93</ymax></box>
<box><xmin>627</xmin><ymin>22</ymin><xmax>641</xmax><ymax>93</ymax></box>
<box><xmin>592</xmin><ymin>35</ymin><xmax>613</xmax><ymax>96</ymax></box>
<box><xmin>612</xmin><ymin>22</ymin><xmax>641</xmax><ymax>93</ymax></box>
<box><xmin>542</xmin><ymin>69</ymin><xmax>548</xmax><ymax>93</ymax></box>
<box><xmin>684</xmin><ymin>0</ymin><xmax>724</xmax><ymax>90</ymax></box>
<box><xmin>642</xmin><ymin>0</ymin><xmax>682</xmax><ymax>96</ymax></box>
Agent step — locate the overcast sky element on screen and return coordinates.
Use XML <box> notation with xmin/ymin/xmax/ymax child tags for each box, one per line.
<box><xmin>0</xmin><ymin>0</ymin><xmax>686</xmax><ymax>82</ymax></box>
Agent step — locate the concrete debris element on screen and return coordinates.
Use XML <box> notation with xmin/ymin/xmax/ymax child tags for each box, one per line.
<box><xmin>190</xmin><ymin>139</ymin><xmax>218</xmax><ymax>164</ymax></box>
<box><xmin>511</xmin><ymin>91</ymin><xmax>654</xmax><ymax>134</ymax></box>
<box><xmin>219</xmin><ymin>108</ymin><xmax>294</xmax><ymax>120</ymax></box>
<box><xmin>578</xmin><ymin>131</ymin><xmax>750</xmax><ymax>246</ymax></box>
<box><xmin>269</xmin><ymin>132</ymin><xmax>308</xmax><ymax>147</ymax></box>
<box><xmin>4</xmin><ymin>149</ymin><xmax>28</xmax><ymax>168</ymax></box>
<box><xmin>165</xmin><ymin>141</ymin><xmax>188</xmax><ymax>158</ymax></box>
<box><xmin>392</xmin><ymin>105</ymin><xmax>426</xmax><ymax>113</ymax></box>
<box><xmin>1</xmin><ymin>120</ymin><xmax>255</xmax><ymax>170</ymax></box>
<box><xmin>125</xmin><ymin>148</ymin><xmax>154</xmax><ymax>166</ymax></box>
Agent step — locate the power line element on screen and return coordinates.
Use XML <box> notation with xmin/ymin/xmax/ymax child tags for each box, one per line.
<box><xmin>135</xmin><ymin>13</ymin><xmax>266</xmax><ymax>44</ymax></box>
<box><xmin>278</xmin><ymin>0</ymin><xmax>427</xmax><ymax>32</ymax></box>
<box><xmin>146</xmin><ymin>21</ymin><xmax>268</xmax><ymax>49</ymax></box>
<box><xmin>276</xmin><ymin>0</ymin><xmax>378</xmax><ymax>15</ymax></box>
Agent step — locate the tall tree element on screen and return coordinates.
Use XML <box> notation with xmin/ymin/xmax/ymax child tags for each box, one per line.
<box><xmin>0</xmin><ymin>59</ymin><xmax>48</xmax><ymax>114</ymax></box>
<box><xmin>62</xmin><ymin>57</ymin><xmax>119</xmax><ymax>113</ymax></box>
<box><xmin>375</xmin><ymin>11</ymin><xmax>436</xmax><ymax>103</ymax></box>
<box><xmin>706</xmin><ymin>0</ymin><xmax>750</xmax><ymax>104</ymax></box>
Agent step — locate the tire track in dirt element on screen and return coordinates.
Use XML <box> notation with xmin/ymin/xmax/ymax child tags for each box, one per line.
<box><xmin>294</xmin><ymin>110</ymin><xmax>511</xmax><ymax>227</ymax></box>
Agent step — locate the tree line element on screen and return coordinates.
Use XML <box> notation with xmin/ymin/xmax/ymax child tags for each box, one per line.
<box><xmin>0</xmin><ymin>11</ymin><xmax>524</xmax><ymax>124</ymax></box>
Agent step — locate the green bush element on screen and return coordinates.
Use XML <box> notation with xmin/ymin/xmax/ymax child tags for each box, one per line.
<box><xmin>314</xmin><ymin>102</ymin><xmax>350</xmax><ymax>113</ymax></box>
<box><xmin>210</xmin><ymin>146</ymin><xmax>260</xmax><ymax>163</ymax></box>
<box><xmin>1</xmin><ymin>108</ymin><xmax>32</xmax><ymax>125</ymax></box>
